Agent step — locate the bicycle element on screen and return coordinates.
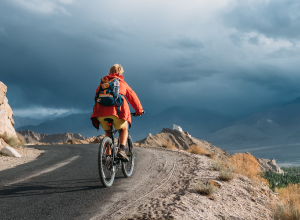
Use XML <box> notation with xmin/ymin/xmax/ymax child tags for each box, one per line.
<box><xmin>98</xmin><ymin>113</ymin><xmax>138</xmax><ymax>187</ymax></box>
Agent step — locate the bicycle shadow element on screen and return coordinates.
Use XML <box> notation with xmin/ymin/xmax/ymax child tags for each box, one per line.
<box><xmin>0</xmin><ymin>178</ymin><xmax>105</xmax><ymax>198</ymax></box>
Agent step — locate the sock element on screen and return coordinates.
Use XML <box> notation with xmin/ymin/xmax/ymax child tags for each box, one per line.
<box><xmin>120</xmin><ymin>144</ymin><xmax>125</xmax><ymax>151</ymax></box>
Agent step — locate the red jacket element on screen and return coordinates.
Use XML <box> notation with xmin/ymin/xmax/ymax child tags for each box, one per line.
<box><xmin>91</xmin><ymin>73</ymin><xmax>143</xmax><ymax>129</ymax></box>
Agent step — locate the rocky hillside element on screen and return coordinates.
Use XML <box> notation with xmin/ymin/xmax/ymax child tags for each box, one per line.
<box><xmin>137</xmin><ymin>128</ymin><xmax>283</xmax><ymax>174</ymax></box>
<box><xmin>17</xmin><ymin>130</ymin><xmax>86</xmax><ymax>145</ymax></box>
<box><xmin>137</xmin><ymin>128</ymin><xmax>230</xmax><ymax>162</ymax></box>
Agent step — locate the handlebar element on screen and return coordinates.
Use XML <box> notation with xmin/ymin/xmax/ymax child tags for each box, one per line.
<box><xmin>131</xmin><ymin>110</ymin><xmax>145</xmax><ymax>117</ymax></box>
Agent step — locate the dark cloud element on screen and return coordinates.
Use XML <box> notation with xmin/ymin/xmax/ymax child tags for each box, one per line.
<box><xmin>223</xmin><ymin>0</ymin><xmax>300</xmax><ymax>40</ymax></box>
<box><xmin>267</xmin><ymin>47</ymin><xmax>300</xmax><ymax>59</ymax></box>
<box><xmin>231</xmin><ymin>64</ymin><xmax>300</xmax><ymax>95</ymax></box>
<box><xmin>248</xmin><ymin>36</ymin><xmax>259</xmax><ymax>45</ymax></box>
<box><xmin>166</xmin><ymin>37</ymin><xmax>204</xmax><ymax>51</ymax></box>
<box><xmin>229</xmin><ymin>33</ymin><xmax>242</xmax><ymax>46</ymax></box>
<box><xmin>1</xmin><ymin>0</ymin><xmax>300</xmax><ymax>118</ymax></box>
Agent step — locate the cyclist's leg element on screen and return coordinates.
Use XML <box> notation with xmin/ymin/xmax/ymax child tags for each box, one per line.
<box><xmin>118</xmin><ymin>125</ymin><xmax>128</xmax><ymax>146</ymax></box>
<box><xmin>97</xmin><ymin>117</ymin><xmax>112</xmax><ymax>155</ymax></box>
<box><xmin>103</xmin><ymin>130</ymin><xmax>111</xmax><ymax>155</ymax></box>
<box><xmin>112</xmin><ymin>118</ymin><xmax>128</xmax><ymax>146</ymax></box>
<box><xmin>112</xmin><ymin>118</ymin><xmax>129</xmax><ymax>161</ymax></box>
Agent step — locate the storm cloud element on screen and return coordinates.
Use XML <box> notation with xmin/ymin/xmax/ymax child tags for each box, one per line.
<box><xmin>1</xmin><ymin>0</ymin><xmax>300</xmax><ymax>118</ymax></box>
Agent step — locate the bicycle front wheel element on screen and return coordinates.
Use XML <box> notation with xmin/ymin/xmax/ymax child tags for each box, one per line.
<box><xmin>98</xmin><ymin>137</ymin><xmax>115</xmax><ymax>187</ymax></box>
<box><xmin>122</xmin><ymin>135</ymin><xmax>135</xmax><ymax>177</ymax></box>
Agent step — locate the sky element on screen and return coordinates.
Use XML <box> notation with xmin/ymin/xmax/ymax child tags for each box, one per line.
<box><xmin>1</xmin><ymin>0</ymin><xmax>300</xmax><ymax>118</ymax></box>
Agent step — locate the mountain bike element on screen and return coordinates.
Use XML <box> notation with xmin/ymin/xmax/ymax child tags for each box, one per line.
<box><xmin>98</xmin><ymin>113</ymin><xmax>138</xmax><ymax>187</ymax></box>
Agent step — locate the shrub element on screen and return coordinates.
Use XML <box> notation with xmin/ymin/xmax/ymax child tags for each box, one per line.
<box><xmin>195</xmin><ymin>180</ymin><xmax>216</xmax><ymax>196</ymax></box>
<box><xmin>226</xmin><ymin>152</ymin><xmax>268</xmax><ymax>185</ymax></box>
<box><xmin>0</xmin><ymin>152</ymin><xmax>8</xmax><ymax>156</ymax></box>
<box><xmin>228</xmin><ymin>153</ymin><xmax>259</xmax><ymax>177</ymax></box>
<box><xmin>162</xmin><ymin>140</ymin><xmax>177</xmax><ymax>150</ymax></box>
<box><xmin>273</xmin><ymin>184</ymin><xmax>300</xmax><ymax>220</ymax></box>
<box><xmin>6</xmin><ymin>137</ymin><xmax>20</xmax><ymax>148</ymax></box>
<box><xmin>212</xmin><ymin>160</ymin><xmax>223</xmax><ymax>171</ymax></box>
<box><xmin>186</xmin><ymin>145</ymin><xmax>214</xmax><ymax>158</ymax></box>
<box><xmin>219</xmin><ymin>168</ymin><xmax>234</xmax><ymax>181</ymax></box>
<box><xmin>0</xmin><ymin>132</ymin><xmax>24</xmax><ymax>148</ymax></box>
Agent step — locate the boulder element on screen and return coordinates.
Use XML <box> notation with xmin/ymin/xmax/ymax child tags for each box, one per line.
<box><xmin>255</xmin><ymin>156</ymin><xmax>284</xmax><ymax>174</ymax></box>
<box><xmin>65</xmin><ymin>139</ymin><xmax>89</xmax><ymax>144</ymax></box>
<box><xmin>0</xmin><ymin>82</ymin><xmax>19</xmax><ymax>143</ymax></box>
<box><xmin>0</xmin><ymin>138</ymin><xmax>10</xmax><ymax>150</ymax></box>
<box><xmin>1</xmin><ymin>146</ymin><xmax>22</xmax><ymax>157</ymax></box>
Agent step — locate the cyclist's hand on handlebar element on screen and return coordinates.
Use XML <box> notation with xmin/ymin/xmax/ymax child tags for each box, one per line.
<box><xmin>133</xmin><ymin>110</ymin><xmax>145</xmax><ymax>117</ymax></box>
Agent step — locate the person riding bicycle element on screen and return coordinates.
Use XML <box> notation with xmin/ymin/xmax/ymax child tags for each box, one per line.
<box><xmin>91</xmin><ymin>64</ymin><xmax>144</xmax><ymax>162</ymax></box>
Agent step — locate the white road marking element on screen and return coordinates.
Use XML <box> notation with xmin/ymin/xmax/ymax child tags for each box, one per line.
<box><xmin>5</xmin><ymin>156</ymin><xmax>79</xmax><ymax>186</ymax></box>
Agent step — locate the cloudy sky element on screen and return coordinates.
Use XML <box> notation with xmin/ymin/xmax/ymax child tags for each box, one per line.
<box><xmin>1</xmin><ymin>0</ymin><xmax>300</xmax><ymax>118</ymax></box>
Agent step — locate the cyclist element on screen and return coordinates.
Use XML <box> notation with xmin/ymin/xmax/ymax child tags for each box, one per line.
<box><xmin>91</xmin><ymin>64</ymin><xmax>144</xmax><ymax>162</ymax></box>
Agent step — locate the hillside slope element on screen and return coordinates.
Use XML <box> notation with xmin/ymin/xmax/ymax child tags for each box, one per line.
<box><xmin>137</xmin><ymin>128</ymin><xmax>283</xmax><ymax>174</ymax></box>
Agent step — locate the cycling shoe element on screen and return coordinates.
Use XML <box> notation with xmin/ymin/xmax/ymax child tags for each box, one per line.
<box><xmin>117</xmin><ymin>149</ymin><xmax>129</xmax><ymax>162</ymax></box>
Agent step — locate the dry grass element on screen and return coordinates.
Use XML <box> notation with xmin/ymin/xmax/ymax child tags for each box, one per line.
<box><xmin>212</xmin><ymin>160</ymin><xmax>223</xmax><ymax>171</ymax></box>
<box><xmin>219</xmin><ymin>168</ymin><xmax>234</xmax><ymax>181</ymax></box>
<box><xmin>0</xmin><ymin>132</ymin><xmax>25</xmax><ymax>148</ymax></box>
<box><xmin>162</xmin><ymin>140</ymin><xmax>178</xmax><ymax>150</ymax></box>
<box><xmin>273</xmin><ymin>184</ymin><xmax>300</xmax><ymax>220</ymax></box>
<box><xmin>194</xmin><ymin>180</ymin><xmax>216</xmax><ymax>196</ymax></box>
<box><xmin>226</xmin><ymin>153</ymin><xmax>268</xmax><ymax>185</ymax></box>
<box><xmin>186</xmin><ymin>145</ymin><xmax>214</xmax><ymax>158</ymax></box>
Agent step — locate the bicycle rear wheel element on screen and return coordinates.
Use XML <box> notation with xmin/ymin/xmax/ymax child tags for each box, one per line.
<box><xmin>122</xmin><ymin>135</ymin><xmax>134</xmax><ymax>177</ymax></box>
<box><xmin>98</xmin><ymin>137</ymin><xmax>115</xmax><ymax>187</ymax></box>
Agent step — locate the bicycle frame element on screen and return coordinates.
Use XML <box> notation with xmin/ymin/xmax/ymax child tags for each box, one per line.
<box><xmin>105</xmin><ymin>120</ymin><xmax>119</xmax><ymax>164</ymax></box>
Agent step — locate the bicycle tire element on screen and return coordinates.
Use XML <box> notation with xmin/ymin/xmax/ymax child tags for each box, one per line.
<box><xmin>122</xmin><ymin>135</ymin><xmax>134</xmax><ymax>177</ymax></box>
<box><xmin>98</xmin><ymin>137</ymin><xmax>115</xmax><ymax>187</ymax></box>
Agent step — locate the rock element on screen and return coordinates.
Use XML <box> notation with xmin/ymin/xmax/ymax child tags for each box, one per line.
<box><xmin>0</xmin><ymin>138</ymin><xmax>11</xmax><ymax>150</ymax></box>
<box><xmin>0</xmin><ymin>81</ymin><xmax>19</xmax><ymax>143</ymax></box>
<box><xmin>255</xmin><ymin>156</ymin><xmax>284</xmax><ymax>174</ymax></box>
<box><xmin>90</xmin><ymin>135</ymin><xmax>105</xmax><ymax>143</ymax></box>
<box><xmin>210</xmin><ymin>180</ymin><xmax>222</xmax><ymax>188</ymax></box>
<box><xmin>1</xmin><ymin>146</ymin><xmax>22</xmax><ymax>157</ymax></box>
<box><xmin>65</xmin><ymin>139</ymin><xmax>89</xmax><ymax>144</ymax></box>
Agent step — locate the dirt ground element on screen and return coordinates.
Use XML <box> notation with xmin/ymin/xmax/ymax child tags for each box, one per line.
<box><xmin>0</xmin><ymin>147</ymin><xmax>44</xmax><ymax>171</ymax></box>
<box><xmin>94</xmin><ymin>147</ymin><xmax>275</xmax><ymax>220</ymax></box>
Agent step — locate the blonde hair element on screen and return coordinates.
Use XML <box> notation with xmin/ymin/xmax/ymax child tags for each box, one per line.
<box><xmin>109</xmin><ymin>64</ymin><xmax>124</xmax><ymax>75</ymax></box>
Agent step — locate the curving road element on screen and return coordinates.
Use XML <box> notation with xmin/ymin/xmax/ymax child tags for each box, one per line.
<box><xmin>0</xmin><ymin>144</ymin><xmax>194</xmax><ymax>220</ymax></box>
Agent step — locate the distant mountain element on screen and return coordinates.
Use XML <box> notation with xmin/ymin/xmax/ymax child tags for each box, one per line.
<box><xmin>14</xmin><ymin>116</ymin><xmax>45</xmax><ymax>129</ymax></box>
<box><xmin>129</xmin><ymin>106</ymin><xmax>235</xmax><ymax>140</ymax></box>
<box><xmin>17</xmin><ymin>113</ymin><xmax>99</xmax><ymax>137</ymax></box>
<box><xmin>17</xmin><ymin>130</ymin><xmax>85</xmax><ymax>144</ymax></box>
<box><xmin>17</xmin><ymin>106</ymin><xmax>235</xmax><ymax>141</ymax></box>
<box><xmin>206</xmin><ymin>97</ymin><xmax>300</xmax><ymax>149</ymax></box>
<box><xmin>14</xmin><ymin>111</ymin><xmax>85</xmax><ymax>129</ymax></box>
<box><xmin>205</xmin><ymin>124</ymin><xmax>269</xmax><ymax>147</ymax></box>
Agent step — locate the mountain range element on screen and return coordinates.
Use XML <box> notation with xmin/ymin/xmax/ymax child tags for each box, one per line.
<box><xmin>16</xmin><ymin>97</ymin><xmax>300</xmax><ymax>150</ymax></box>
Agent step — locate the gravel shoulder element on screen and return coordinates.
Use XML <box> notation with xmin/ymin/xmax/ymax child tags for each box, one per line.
<box><xmin>0</xmin><ymin>146</ymin><xmax>44</xmax><ymax>171</ymax></box>
<box><xmin>97</xmin><ymin>147</ymin><xmax>275</xmax><ymax>220</ymax></box>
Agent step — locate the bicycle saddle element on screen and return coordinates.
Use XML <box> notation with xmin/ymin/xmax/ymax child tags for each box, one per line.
<box><xmin>104</xmin><ymin>118</ymin><xmax>114</xmax><ymax>123</ymax></box>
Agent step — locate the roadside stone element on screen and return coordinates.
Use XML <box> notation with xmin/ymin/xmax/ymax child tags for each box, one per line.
<box><xmin>1</xmin><ymin>146</ymin><xmax>22</xmax><ymax>158</ymax></box>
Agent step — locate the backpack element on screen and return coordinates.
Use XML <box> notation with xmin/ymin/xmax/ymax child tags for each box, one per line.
<box><xmin>95</xmin><ymin>77</ymin><xmax>124</xmax><ymax>114</ymax></box>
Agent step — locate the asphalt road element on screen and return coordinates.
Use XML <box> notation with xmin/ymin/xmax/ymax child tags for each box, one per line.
<box><xmin>0</xmin><ymin>144</ymin><xmax>182</xmax><ymax>220</ymax></box>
